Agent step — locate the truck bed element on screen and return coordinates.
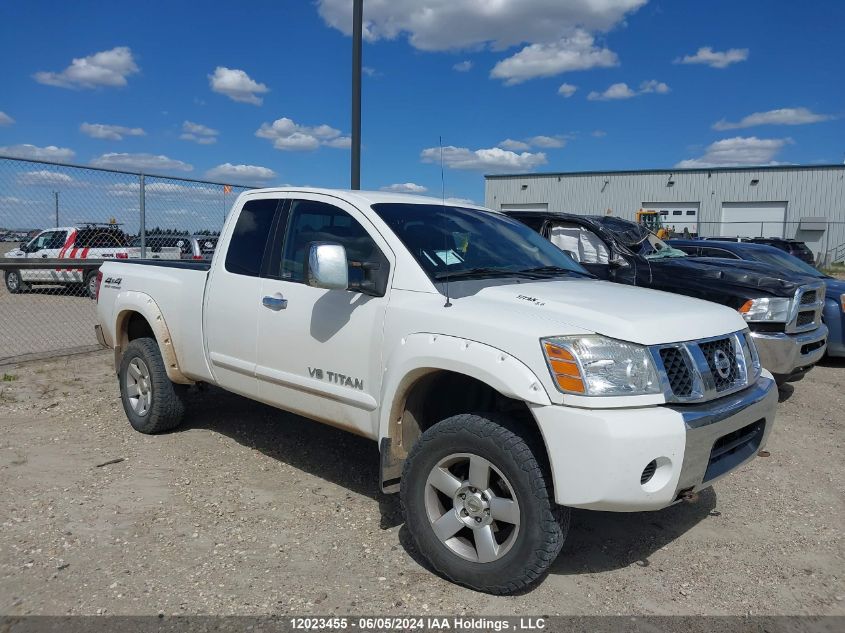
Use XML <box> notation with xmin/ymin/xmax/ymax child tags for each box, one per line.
<box><xmin>115</xmin><ymin>259</ymin><xmax>212</xmax><ymax>271</ymax></box>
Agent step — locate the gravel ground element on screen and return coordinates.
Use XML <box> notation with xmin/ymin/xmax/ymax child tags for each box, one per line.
<box><xmin>0</xmin><ymin>350</ymin><xmax>842</xmax><ymax>616</ymax></box>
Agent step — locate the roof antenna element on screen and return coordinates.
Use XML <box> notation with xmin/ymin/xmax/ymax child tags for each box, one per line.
<box><xmin>440</xmin><ymin>136</ymin><xmax>452</xmax><ymax>308</ymax></box>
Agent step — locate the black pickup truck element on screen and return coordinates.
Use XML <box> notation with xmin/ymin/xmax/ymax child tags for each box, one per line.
<box><xmin>505</xmin><ymin>211</ymin><xmax>828</xmax><ymax>384</ymax></box>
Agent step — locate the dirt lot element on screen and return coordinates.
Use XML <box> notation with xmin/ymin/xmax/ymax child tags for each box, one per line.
<box><xmin>0</xmin><ymin>350</ymin><xmax>842</xmax><ymax>616</ymax></box>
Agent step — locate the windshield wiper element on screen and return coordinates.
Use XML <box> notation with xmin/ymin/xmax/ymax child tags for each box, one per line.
<box><xmin>433</xmin><ymin>267</ymin><xmax>515</xmax><ymax>280</ymax></box>
<box><xmin>517</xmin><ymin>265</ymin><xmax>591</xmax><ymax>277</ymax></box>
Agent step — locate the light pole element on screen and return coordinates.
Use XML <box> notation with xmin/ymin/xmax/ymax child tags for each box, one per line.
<box><xmin>53</xmin><ymin>191</ymin><xmax>59</xmax><ymax>227</ymax></box>
<box><xmin>351</xmin><ymin>0</ymin><xmax>363</xmax><ymax>190</ymax></box>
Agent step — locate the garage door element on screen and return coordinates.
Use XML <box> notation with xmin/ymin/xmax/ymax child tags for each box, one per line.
<box><xmin>641</xmin><ymin>202</ymin><xmax>699</xmax><ymax>235</ymax></box>
<box><xmin>720</xmin><ymin>202</ymin><xmax>786</xmax><ymax>238</ymax></box>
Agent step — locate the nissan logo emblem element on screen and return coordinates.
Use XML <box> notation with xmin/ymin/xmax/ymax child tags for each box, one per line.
<box><xmin>713</xmin><ymin>349</ymin><xmax>732</xmax><ymax>380</ymax></box>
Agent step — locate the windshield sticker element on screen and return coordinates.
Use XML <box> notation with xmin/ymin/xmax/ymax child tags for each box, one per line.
<box><xmin>435</xmin><ymin>249</ymin><xmax>464</xmax><ymax>265</ymax></box>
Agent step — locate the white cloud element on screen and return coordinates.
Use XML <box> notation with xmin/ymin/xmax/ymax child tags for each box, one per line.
<box><xmin>498</xmin><ymin>139</ymin><xmax>531</xmax><ymax>151</ymax></box>
<box><xmin>16</xmin><ymin>171</ymin><xmax>81</xmax><ymax>187</ymax></box>
<box><xmin>256</xmin><ymin>117</ymin><xmax>349</xmax><ymax>151</ymax></box>
<box><xmin>592</xmin><ymin>129</ymin><xmax>607</xmax><ymax>137</ymax></box>
<box><xmin>90</xmin><ymin>152</ymin><xmax>193</xmax><ymax>172</ymax></box>
<box><xmin>0</xmin><ymin>111</ymin><xmax>14</xmax><ymax>126</ymax></box>
<box><xmin>588</xmin><ymin>80</ymin><xmax>670</xmax><ymax>100</ymax></box>
<box><xmin>527</xmin><ymin>135</ymin><xmax>566</xmax><ymax>148</ymax></box>
<box><xmin>317</xmin><ymin>0</ymin><xmax>646</xmax><ymax>51</ymax></box>
<box><xmin>491</xmin><ymin>31</ymin><xmax>618</xmax><ymax>85</ymax></box>
<box><xmin>453</xmin><ymin>60</ymin><xmax>473</xmax><ymax>72</ymax></box>
<box><xmin>179</xmin><ymin>120</ymin><xmax>219</xmax><ymax>144</ymax></box>
<box><xmin>108</xmin><ymin>181</ymin><xmax>222</xmax><ymax>200</ymax></box>
<box><xmin>421</xmin><ymin>145</ymin><xmax>546</xmax><ymax>173</ymax></box>
<box><xmin>675</xmin><ymin>136</ymin><xmax>792</xmax><ymax>168</ymax></box>
<box><xmin>80</xmin><ymin>122</ymin><xmax>146</xmax><ymax>141</ymax></box>
<box><xmin>675</xmin><ymin>46</ymin><xmax>748</xmax><ymax>69</ymax></box>
<box><xmin>208</xmin><ymin>67</ymin><xmax>269</xmax><ymax>105</ymax></box>
<box><xmin>588</xmin><ymin>82</ymin><xmax>636</xmax><ymax>100</ymax></box>
<box><xmin>558</xmin><ymin>83</ymin><xmax>577</xmax><ymax>97</ymax></box>
<box><xmin>205</xmin><ymin>163</ymin><xmax>277</xmax><ymax>185</ymax></box>
<box><xmin>380</xmin><ymin>182</ymin><xmax>428</xmax><ymax>194</ymax></box>
<box><xmin>34</xmin><ymin>46</ymin><xmax>139</xmax><ymax>89</ymax></box>
<box><xmin>0</xmin><ymin>144</ymin><xmax>75</xmax><ymax>161</ymax></box>
<box><xmin>639</xmin><ymin>79</ymin><xmax>670</xmax><ymax>94</ymax></box>
<box><xmin>713</xmin><ymin>107</ymin><xmax>834</xmax><ymax>131</ymax></box>
<box><xmin>446</xmin><ymin>197</ymin><xmax>477</xmax><ymax>206</ymax></box>
<box><xmin>362</xmin><ymin>66</ymin><xmax>381</xmax><ymax>77</ymax></box>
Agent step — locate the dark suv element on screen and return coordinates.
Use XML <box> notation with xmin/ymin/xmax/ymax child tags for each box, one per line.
<box><xmin>747</xmin><ymin>238</ymin><xmax>815</xmax><ymax>265</ymax></box>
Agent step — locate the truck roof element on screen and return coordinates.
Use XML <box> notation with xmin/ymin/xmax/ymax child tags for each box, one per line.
<box><xmin>242</xmin><ymin>187</ymin><xmax>489</xmax><ymax>210</ymax></box>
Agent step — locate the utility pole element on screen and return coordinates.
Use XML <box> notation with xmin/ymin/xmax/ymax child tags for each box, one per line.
<box><xmin>351</xmin><ymin>0</ymin><xmax>363</xmax><ymax>190</ymax></box>
<box><xmin>53</xmin><ymin>191</ymin><xmax>59</xmax><ymax>227</ymax></box>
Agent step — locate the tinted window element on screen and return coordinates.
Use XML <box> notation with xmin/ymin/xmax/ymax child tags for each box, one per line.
<box><xmin>225</xmin><ymin>199</ymin><xmax>280</xmax><ymax>276</ymax></box>
<box><xmin>686</xmin><ymin>210</ymin><xmax>696</xmax><ymax>216</ymax></box>
<box><xmin>31</xmin><ymin>231</ymin><xmax>64</xmax><ymax>250</ymax></box>
<box><xmin>372</xmin><ymin>203</ymin><xmax>587</xmax><ymax>279</ymax></box>
<box><xmin>672</xmin><ymin>210</ymin><xmax>682</xmax><ymax>216</ymax></box>
<box><xmin>699</xmin><ymin>247</ymin><xmax>739</xmax><ymax>259</ymax></box>
<box><xmin>80</xmin><ymin>230</ymin><xmax>124</xmax><ymax>248</ymax></box>
<box><xmin>281</xmin><ymin>200</ymin><xmax>381</xmax><ymax>284</ymax></box>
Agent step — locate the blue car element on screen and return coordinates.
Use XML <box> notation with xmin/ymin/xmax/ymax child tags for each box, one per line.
<box><xmin>670</xmin><ymin>239</ymin><xmax>845</xmax><ymax>358</ymax></box>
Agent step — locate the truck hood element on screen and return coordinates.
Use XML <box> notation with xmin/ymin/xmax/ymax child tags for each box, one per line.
<box><xmin>447</xmin><ymin>278</ymin><xmax>748</xmax><ymax>346</ymax></box>
<box><xmin>3</xmin><ymin>248</ymin><xmax>24</xmax><ymax>258</ymax></box>
<box><xmin>824</xmin><ymin>277</ymin><xmax>845</xmax><ymax>301</ymax></box>
<box><xmin>647</xmin><ymin>256</ymin><xmax>811</xmax><ymax>297</ymax></box>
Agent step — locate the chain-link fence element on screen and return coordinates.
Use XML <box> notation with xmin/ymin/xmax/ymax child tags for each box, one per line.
<box><xmin>0</xmin><ymin>155</ymin><xmax>252</xmax><ymax>363</ymax></box>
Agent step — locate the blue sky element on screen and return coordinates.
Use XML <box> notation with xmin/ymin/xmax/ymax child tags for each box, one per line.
<box><xmin>1</xmin><ymin>0</ymin><xmax>843</xmax><ymax>204</ymax></box>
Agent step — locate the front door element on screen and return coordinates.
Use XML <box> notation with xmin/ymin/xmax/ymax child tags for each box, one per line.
<box><xmin>22</xmin><ymin>229</ymin><xmax>70</xmax><ymax>282</ymax></box>
<box><xmin>256</xmin><ymin>195</ymin><xmax>393</xmax><ymax>438</ymax></box>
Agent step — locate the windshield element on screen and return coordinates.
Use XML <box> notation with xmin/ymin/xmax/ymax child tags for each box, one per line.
<box><xmin>597</xmin><ymin>217</ymin><xmax>687</xmax><ymax>260</ymax></box>
<box><xmin>751</xmin><ymin>249</ymin><xmax>825</xmax><ymax>278</ymax></box>
<box><xmin>371</xmin><ymin>203</ymin><xmax>589</xmax><ymax>280</ymax></box>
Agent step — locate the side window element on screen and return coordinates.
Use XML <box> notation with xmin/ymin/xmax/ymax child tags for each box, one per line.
<box><xmin>548</xmin><ymin>223</ymin><xmax>609</xmax><ymax>264</ymax></box>
<box><xmin>33</xmin><ymin>231</ymin><xmax>63</xmax><ymax>250</ymax></box>
<box><xmin>85</xmin><ymin>231</ymin><xmax>122</xmax><ymax>248</ymax></box>
<box><xmin>225</xmin><ymin>199</ymin><xmax>280</xmax><ymax>276</ymax></box>
<box><xmin>700</xmin><ymin>247</ymin><xmax>738</xmax><ymax>259</ymax></box>
<box><xmin>280</xmin><ymin>200</ymin><xmax>381</xmax><ymax>284</ymax></box>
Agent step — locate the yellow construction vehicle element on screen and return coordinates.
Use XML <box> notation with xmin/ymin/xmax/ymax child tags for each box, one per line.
<box><xmin>636</xmin><ymin>209</ymin><xmax>670</xmax><ymax>239</ymax></box>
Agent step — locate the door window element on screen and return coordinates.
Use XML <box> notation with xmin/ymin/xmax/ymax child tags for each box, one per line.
<box><xmin>279</xmin><ymin>200</ymin><xmax>382</xmax><ymax>286</ymax></box>
<box><xmin>31</xmin><ymin>231</ymin><xmax>65</xmax><ymax>251</ymax></box>
<box><xmin>225</xmin><ymin>199</ymin><xmax>280</xmax><ymax>276</ymax></box>
<box><xmin>548</xmin><ymin>223</ymin><xmax>609</xmax><ymax>264</ymax></box>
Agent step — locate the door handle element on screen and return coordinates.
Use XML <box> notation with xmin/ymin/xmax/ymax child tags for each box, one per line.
<box><xmin>41</xmin><ymin>254</ymin><xmax>48</xmax><ymax>258</ymax></box>
<box><xmin>262</xmin><ymin>294</ymin><xmax>288</xmax><ymax>310</ymax></box>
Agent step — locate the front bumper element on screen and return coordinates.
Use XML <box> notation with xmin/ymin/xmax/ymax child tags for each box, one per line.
<box><xmin>750</xmin><ymin>324</ymin><xmax>827</xmax><ymax>379</ymax></box>
<box><xmin>530</xmin><ymin>373</ymin><xmax>778</xmax><ymax>512</ymax></box>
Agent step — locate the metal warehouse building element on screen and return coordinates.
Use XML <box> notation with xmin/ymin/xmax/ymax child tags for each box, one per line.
<box><xmin>484</xmin><ymin>164</ymin><xmax>845</xmax><ymax>263</ymax></box>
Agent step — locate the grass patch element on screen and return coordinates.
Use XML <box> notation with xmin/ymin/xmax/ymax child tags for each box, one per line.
<box><xmin>2</xmin><ymin>373</ymin><xmax>18</xmax><ymax>382</ymax></box>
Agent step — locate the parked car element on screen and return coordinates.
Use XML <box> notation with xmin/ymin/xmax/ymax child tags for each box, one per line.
<box><xmin>96</xmin><ymin>188</ymin><xmax>778</xmax><ymax>594</ymax></box>
<box><xmin>670</xmin><ymin>238</ymin><xmax>844</xmax><ymax>358</ymax></box>
<box><xmin>127</xmin><ymin>234</ymin><xmax>219</xmax><ymax>261</ymax></box>
<box><xmin>505</xmin><ymin>211</ymin><xmax>827</xmax><ymax>383</ymax></box>
<box><xmin>3</xmin><ymin>223</ymin><xmax>129</xmax><ymax>298</ymax></box>
<box><xmin>702</xmin><ymin>237</ymin><xmax>815</xmax><ymax>265</ymax></box>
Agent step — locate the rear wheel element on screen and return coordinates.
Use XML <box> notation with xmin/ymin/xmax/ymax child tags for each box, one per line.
<box><xmin>401</xmin><ymin>413</ymin><xmax>568</xmax><ymax>594</ymax></box>
<box><xmin>84</xmin><ymin>270</ymin><xmax>99</xmax><ymax>299</ymax></box>
<box><xmin>4</xmin><ymin>270</ymin><xmax>29</xmax><ymax>294</ymax></box>
<box><xmin>119</xmin><ymin>337</ymin><xmax>186</xmax><ymax>434</ymax></box>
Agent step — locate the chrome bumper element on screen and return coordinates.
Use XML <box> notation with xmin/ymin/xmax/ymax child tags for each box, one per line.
<box><xmin>750</xmin><ymin>324</ymin><xmax>827</xmax><ymax>378</ymax></box>
<box><xmin>670</xmin><ymin>374</ymin><xmax>778</xmax><ymax>498</ymax></box>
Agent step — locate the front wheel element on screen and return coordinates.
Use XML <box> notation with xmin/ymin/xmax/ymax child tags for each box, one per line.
<box><xmin>400</xmin><ymin>413</ymin><xmax>569</xmax><ymax>594</ymax></box>
<box><xmin>4</xmin><ymin>270</ymin><xmax>29</xmax><ymax>294</ymax></box>
<box><xmin>118</xmin><ymin>337</ymin><xmax>186</xmax><ymax>434</ymax></box>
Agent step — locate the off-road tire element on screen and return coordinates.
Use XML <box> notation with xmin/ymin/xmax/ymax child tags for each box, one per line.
<box><xmin>401</xmin><ymin>412</ymin><xmax>569</xmax><ymax>594</ymax></box>
<box><xmin>119</xmin><ymin>337</ymin><xmax>186</xmax><ymax>434</ymax></box>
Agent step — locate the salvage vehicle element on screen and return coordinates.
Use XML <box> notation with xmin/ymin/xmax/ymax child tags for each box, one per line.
<box><xmin>96</xmin><ymin>189</ymin><xmax>778</xmax><ymax>594</ymax></box>
<box><xmin>126</xmin><ymin>234</ymin><xmax>219</xmax><ymax>261</ymax></box>
<box><xmin>3</xmin><ymin>223</ymin><xmax>129</xmax><ymax>298</ymax></box>
<box><xmin>505</xmin><ymin>212</ymin><xmax>827</xmax><ymax>384</ymax></box>
<box><xmin>670</xmin><ymin>238</ymin><xmax>844</xmax><ymax>358</ymax></box>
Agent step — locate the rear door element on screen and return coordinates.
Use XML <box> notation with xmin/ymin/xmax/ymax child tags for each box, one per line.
<box><xmin>203</xmin><ymin>197</ymin><xmax>283</xmax><ymax>399</ymax></box>
<box><xmin>255</xmin><ymin>194</ymin><xmax>394</xmax><ymax>437</ymax></box>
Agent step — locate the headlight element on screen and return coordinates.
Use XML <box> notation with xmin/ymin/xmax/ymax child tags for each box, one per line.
<box><xmin>541</xmin><ymin>335</ymin><xmax>660</xmax><ymax>396</ymax></box>
<box><xmin>738</xmin><ymin>297</ymin><xmax>792</xmax><ymax>322</ymax></box>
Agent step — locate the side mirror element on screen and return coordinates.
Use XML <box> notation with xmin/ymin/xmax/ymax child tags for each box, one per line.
<box><xmin>307</xmin><ymin>242</ymin><xmax>348</xmax><ymax>290</ymax></box>
<box><xmin>609</xmin><ymin>253</ymin><xmax>629</xmax><ymax>269</ymax></box>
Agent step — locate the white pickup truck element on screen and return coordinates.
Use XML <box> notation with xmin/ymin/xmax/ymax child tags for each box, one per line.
<box><xmin>95</xmin><ymin>189</ymin><xmax>778</xmax><ymax>594</ymax></box>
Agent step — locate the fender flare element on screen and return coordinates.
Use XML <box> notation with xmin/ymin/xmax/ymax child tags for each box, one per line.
<box><xmin>377</xmin><ymin>333</ymin><xmax>551</xmax><ymax>445</ymax></box>
<box><xmin>112</xmin><ymin>290</ymin><xmax>193</xmax><ymax>384</ymax></box>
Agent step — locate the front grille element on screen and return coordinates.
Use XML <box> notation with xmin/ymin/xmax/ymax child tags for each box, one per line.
<box><xmin>640</xmin><ymin>460</ymin><xmax>657</xmax><ymax>485</ymax></box>
<box><xmin>699</xmin><ymin>337</ymin><xmax>739</xmax><ymax>392</ymax></box>
<box><xmin>800</xmin><ymin>290</ymin><xmax>817</xmax><ymax>305</ymax></box>
<box><xmin>796</xmin><ymin>311</ymin><xmax>815</xmax><ymax>328</ymax></box>
<box><xmin>659</xmin><ymin>347</ymin><xmax>693</xmax><ymax>397</ymax></box>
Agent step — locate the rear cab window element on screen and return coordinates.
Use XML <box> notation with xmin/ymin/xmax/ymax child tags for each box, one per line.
<box><xmin>225</xmin><ymin>199</ymin><xmax>281</xmax><ymax>276</ymax></box>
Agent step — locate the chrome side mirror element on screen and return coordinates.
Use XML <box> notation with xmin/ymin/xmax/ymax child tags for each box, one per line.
<box><xmin>609</xmin><ymin>253</ymin><xmax>630</xmax><ymax>269</ymax></box>
<box><xmin>307</xmin><ymin>243</ymin><xmax>348</xmax><ymax>290</ymax></box>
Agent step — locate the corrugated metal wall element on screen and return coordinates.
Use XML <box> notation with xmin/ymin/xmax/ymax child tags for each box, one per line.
<box><xmin>485</xmin><ymin>166</ymin><xmax>845</xmax><ymax>260</ymax></box>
